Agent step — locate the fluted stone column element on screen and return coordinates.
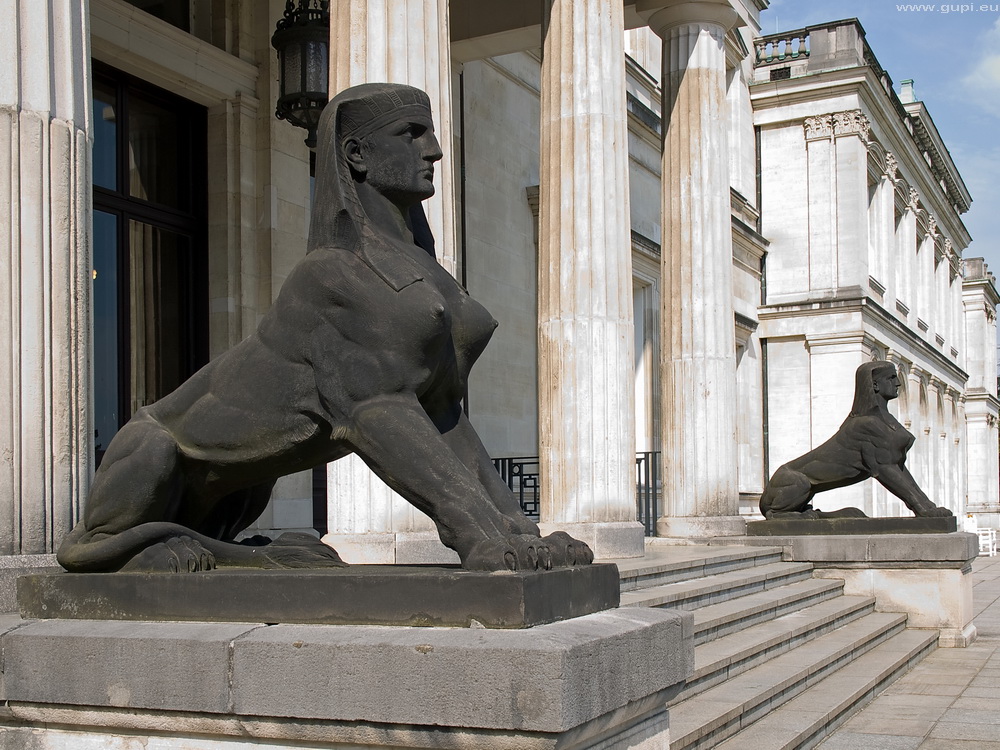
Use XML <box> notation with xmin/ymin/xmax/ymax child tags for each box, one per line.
<box><xmin>536</xmin><ymin>0</ymin><xmax>644</xmax><ymax>559</ymax></box>
<box><xmin>329</xmin><ymin>0</ymin><xmax>457</xmax><ymax>275</ymax></box>
<box><xmin>323</xmin><ymin>0</ymin><xmax>459</xmax><ymax>563</ymax></box>
<box><xmin>642</xmin><ymin>0</ymin><xmax>744</xmax><ymax>537</ymax></box>
<box><xmin>0</xmin><ymin>1</ymin><xmax>92</xmax><ymax>558</ymax></box>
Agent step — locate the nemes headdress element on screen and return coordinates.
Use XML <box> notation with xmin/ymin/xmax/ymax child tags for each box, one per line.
<box><xmin>308</xmin><ymin>83</ymin><xmax>436</xmax><ymax>258</ymax></box>
<box><xmin>337</xmin><ymin>86</ymin><xmax>432</xmax><ymax>142</ymax></box>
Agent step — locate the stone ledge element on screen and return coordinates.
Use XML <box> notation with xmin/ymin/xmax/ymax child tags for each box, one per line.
<box><xmin>18</xmin><ymin>564</ymin><xmax>621</xmax><ymax>629</ymax></box>
<box><xmin>709</xmin><ymin>532</ymin><xmax>978</xmax><ymax>567</ymax></box>
<box><xmin>2</xmin><ymin>608</ymin><xmax>693</xmax><ymax>739</ymax></box>
<box><xmin>0</xmin><ymin>701</ymin><xmax>674</xmax><ymax>750</ymax></box>
<box><xmin>746</xmin><ymin>516</ymin><xmax>957</xmax><ymax>536</ymax></box>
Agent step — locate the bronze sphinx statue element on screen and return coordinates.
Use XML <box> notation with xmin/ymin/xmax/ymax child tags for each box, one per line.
<box><xmin>759</xmin><ymin>361</ymin><xmax>953</xmax><ymax>519</ymax></box>
<box><xmin>58</xmin><ymin>83</ymin><xmax>593</xmax><ymax>574</ymax></box>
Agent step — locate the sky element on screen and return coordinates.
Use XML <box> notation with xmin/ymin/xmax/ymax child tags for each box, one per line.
<box><xmin>762</xmin><ymin>0</ymin><xmax>1000</xmax><ymax>275</ymax></box>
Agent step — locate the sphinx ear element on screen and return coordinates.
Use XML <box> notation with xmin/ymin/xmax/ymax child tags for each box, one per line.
<box><xmin>344</xmin><ymin>136</ymin><xmax>366</xmax><ymax>176</ymax></box>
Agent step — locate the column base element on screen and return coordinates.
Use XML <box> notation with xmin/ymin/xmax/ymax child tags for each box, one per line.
<box><xmin>539</xmin><ymin>521</ymin><xmax>646</xmax><ymax>559</ymax></box>
<box><xmin>320</xmin><ymin>531</ymin><xmax>459</xmax><ymax>565</ymax></box>
<box><xmin>656</xmin><ymin>515</ymin><xmax>747</xmax><ymax>539</ymax></box>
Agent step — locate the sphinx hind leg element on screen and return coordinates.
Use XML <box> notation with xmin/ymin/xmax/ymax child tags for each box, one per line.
<box><xmin>58</xmin><ymin>411</ymin><xmax>191</xmax><ymax>571</ymax></box>
<box><xmin>759</xmin><ymin>466</ymin><xmax>813</xmax><ymax>517</ymax></box>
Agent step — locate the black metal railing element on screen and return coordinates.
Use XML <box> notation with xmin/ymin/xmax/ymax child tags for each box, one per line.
<box><xmin>492</xmin><ymin>452</ymin><xmax>662</xmax><ymax>535</ymax></box>
<box><xmin>492</xmin><ymin>456</ymin><xmax>541</xmax><ymax>521</ymax></box>
<box><xmin>635</xmin><ymin>451</ymin><xmax>660</xmax><ymax>536</ymax></box>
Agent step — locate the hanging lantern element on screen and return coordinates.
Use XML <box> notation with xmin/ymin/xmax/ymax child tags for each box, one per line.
<box><xmin>271</xmin><ymin>0</ymin><xmax>330</xmax><ymax>149</ymax></box>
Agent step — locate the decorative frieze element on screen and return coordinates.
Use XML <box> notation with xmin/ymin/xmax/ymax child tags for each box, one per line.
<box><xmin>804</xmin><ymin>109</ymin><xmax>870</xmax><ymax>143</ymax></box>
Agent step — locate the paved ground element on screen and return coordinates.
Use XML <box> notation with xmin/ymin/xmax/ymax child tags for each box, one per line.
<box><xmin>817</xmin><ymin>554</ymin><xmax>1000</xmax><ymax>749</ymax></box>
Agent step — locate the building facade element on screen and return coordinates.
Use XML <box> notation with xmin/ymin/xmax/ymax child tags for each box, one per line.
<box><xmin>1</xmin><ymin>0</ymin><xmax>997</xmax><ymax>578</ymax></box>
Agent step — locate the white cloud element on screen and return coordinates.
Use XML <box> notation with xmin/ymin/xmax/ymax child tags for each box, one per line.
<box><xmin>961</xmin><ymin>18</ymin><xmax>1000</xmax><ymax>116</ymax></box>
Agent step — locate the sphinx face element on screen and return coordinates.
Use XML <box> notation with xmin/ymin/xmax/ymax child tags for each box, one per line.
<box><xmin>357</xmin><ymin>115</ymin><xmax>442</xmax><ymax>206</ymax></box>
<box><xmin>873</xmin><ymin>368</ymin><xmax>900</xmax><ymax>401</ymax></box>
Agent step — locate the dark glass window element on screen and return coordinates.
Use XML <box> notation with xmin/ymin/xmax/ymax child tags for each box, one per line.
<box><xmin>91</xmin><ymin>63</ymin><xmax>208</xmax><ymax>464</ymax></box>
<box><xmin>123</xmin><ymin>0</ymin><xmax>191</xmax><ymax>31</ymax></box>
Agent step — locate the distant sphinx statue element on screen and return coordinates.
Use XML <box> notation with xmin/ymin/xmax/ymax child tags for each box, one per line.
<box><xmin>58</xmin><ymin>83</ymin><xmax>593</xmax><ymax>574</ymax></box>
<box><xmin>759</xmin><ymin>361</ymin><xmax>953</xmax><ymax>520</ymax></box>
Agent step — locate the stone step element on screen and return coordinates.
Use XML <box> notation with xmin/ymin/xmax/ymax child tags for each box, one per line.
<box><xmin>691</xmin><ymin>577</ymin><xmax>848</xmax><ymax>645</ymax></box>
<box><xmin>617</xmin><ymin>545</ymin><xmax>785</xmax><ymax>593</ymax></box>
<box><xmin>675</xmin><ymin>593</ymin><xmax>876</xmax><ymax>704</ymax></box>
<box><xmin>667</xmin><ymin>611</ymin><xmax>909</xmax><ymax>750</ymax></box>
<box><xmin>620</xmin><ymin>560</ymin><xmax>815</xmax><ymax>611</ymax></box>
<box><xmin>711</xmin><ymin>628</ymin><xmax>939</xmax><ymax>750</ymax></box>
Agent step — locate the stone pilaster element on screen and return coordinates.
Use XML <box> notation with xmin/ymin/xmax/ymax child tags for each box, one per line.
<box><xmin>643</xmin><ymin>0</ymin><xmax>743</xmax><ymax>537</ymax></box>
<box><xmin>323</xmin><ymin>0</ymin><xmax>458</xmax><ymax>562</ymax></box>
<box><xmin>0</xmin><ymin>1</ymin><xmax>92</xmax><ymax>555</ymax></box>
<box><xmin>536</xmin><ymin>0</ymin><xmax>644</xmax><ymax>558</ymax></box>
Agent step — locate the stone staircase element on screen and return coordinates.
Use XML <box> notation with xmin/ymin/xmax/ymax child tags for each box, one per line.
<box><xmin>614</xmin><ymin>544</ymin><xmax>938</xmax><ymax>750</ymax></box>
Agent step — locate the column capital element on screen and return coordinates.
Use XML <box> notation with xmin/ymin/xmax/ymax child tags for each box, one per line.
<box><xmin>637</xmin><ymin>0</ymin><xmax>739</xmax><ymax>37</ymax></box>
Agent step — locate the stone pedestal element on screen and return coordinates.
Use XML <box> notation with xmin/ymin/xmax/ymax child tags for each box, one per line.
<box><xmin>0</xmin><ymin>0</ymin><xmax>92</xmax><ymax>557</ymax></box>
<box><xmin>324</xmin><ymin>1</ymin><xmax>460</xmax><ymax>563</ymax></box>
<box><xmin>641</xmin><ymin>1</ymin><xmax>742</xmax><ymax>539</ymax></box>
<box><xmin>537</xmin><ymin>0</ymin><xmax>644</xmax><ymax>559</ymax></box>
<box><xmin>0</xmin><ymin>607</ymin><xmax>693</xmax><ymax>749</ymax></box>
<box><xmin>710</xmin><ymin>532</ymin><xmax>979</xmax><ymax>647</ymax></box>
<box><xmin>19</xmin><ymin>564</ymin><xmax>621</xmax><ymax>629</ymax></box>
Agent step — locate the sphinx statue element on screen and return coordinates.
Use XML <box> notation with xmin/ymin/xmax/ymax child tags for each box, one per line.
<box><xmin>759</xmin><ymin>361</ymin><xmax>953</xmax><ymax>520</ymax></box>
<box><xmin>58</xmin><ymin>83</ymin><xmax>593</xmax><ymax>574</ymax></box>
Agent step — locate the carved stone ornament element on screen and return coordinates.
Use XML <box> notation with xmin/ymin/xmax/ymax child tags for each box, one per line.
<box><xmin>803</xmin><ymin>114</ymin><xmax>834</xmax><ymax>140</ymax></box>
<box><xmin>908</xmin><ymin>186</ymin><xmax>920</xmax><ymax>211</ymax></box>
<box><xmin>759</xmin><ymin>362</ymin><xmax>953</xmax><ymax>520</ymax></box>
<box><xmin>884</xmin><ymin>152</ymin><xmax>898</xmax><ymax>180</ymax></box>
<box><xmin>832</xmin><ymin>109</ymin><xmax>871</xmax><ymax>141</ymax></box>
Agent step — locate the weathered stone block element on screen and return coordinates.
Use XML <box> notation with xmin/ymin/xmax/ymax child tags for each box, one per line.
<box><xmin>0</xmin><ymin>608</ymin><xmax>693</xmax><ymax>749</ymax></box>
<box><xmin>4</xmin><ymin>619</ymin><xmax>262</xmax><ymax>712</ymax></box>
<box><xmin>229</xmin><ymin>608</ymin><xmax>692</xmax><ymax>732</ymax></box>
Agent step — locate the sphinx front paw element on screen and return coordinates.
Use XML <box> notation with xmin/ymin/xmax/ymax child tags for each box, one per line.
<box><xmin>462</xmin><ymin>535</ymin><xmax>552</xmax><ymax>572</ymax></box>
<box><xmin>913</xmin><ymin>505</ymin><xmax>953</xmax><ymax>518</ymax></box>
<box><xmin>541</xmin><ymin>531</ymin><xmax>594</xmax><ymax>567</ymax></box>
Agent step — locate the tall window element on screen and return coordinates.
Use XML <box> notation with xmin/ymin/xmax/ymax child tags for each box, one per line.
<box><xmin>91</xmin><ymin>63</ymin><xmax>208</xmax><ymax>464</ymax></box>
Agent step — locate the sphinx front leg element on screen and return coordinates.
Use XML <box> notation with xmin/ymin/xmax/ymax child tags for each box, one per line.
<box><xmin>348</xmin><ymin>395</ymin><xmax>551</xmax><ymax>570</ymax></box>
<box><xmin>878</xmin><ymin>464</ymin><xmax>953</xmax><ymax>517</ymax></box>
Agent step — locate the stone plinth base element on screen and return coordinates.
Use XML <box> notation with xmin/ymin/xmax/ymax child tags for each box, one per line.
<box><xmin>746</xmin><ymin>516</ymin><xmax>958</xmax><ymax>536</ymax></box>
<box><xmin>656</xmin><ymin>515</ymin><xmax>747</xmax><ymax>539</ymax></box>
<box><xmin>0</xmin><ymin>554</ymin><xmax>60</xmax><ymax>613</ymax></box>
<box><xmin>0</xmin><ymin>607</ymin><xmax>693</xmax><ymax>749</ymax></box>
<box><xmin>709</xmin><ymin>532</ymin><xmax>979</xmax><ymax>647</ymax></box>
<box><xmin>18</xmin><ymin>564</ymin><xmax>620</xmax><ymax>629</ymax></box>
<box><xmin>538</xmin><ymin>521</ymin><xmax>647</xmax><ymax>559</ymax></box>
